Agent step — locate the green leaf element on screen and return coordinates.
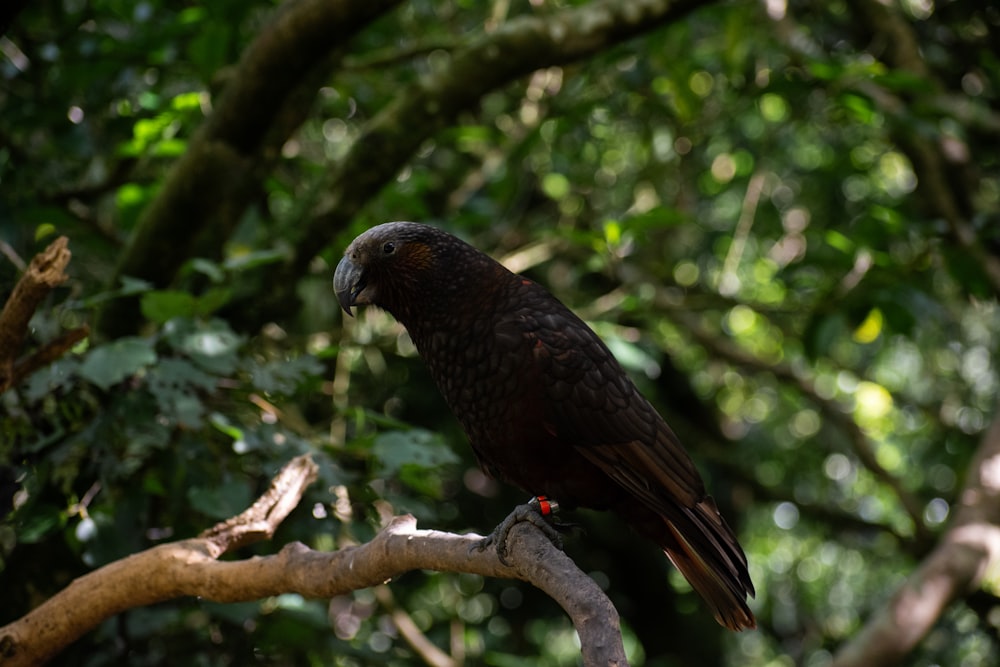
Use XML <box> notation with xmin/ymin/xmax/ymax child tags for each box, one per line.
<box><xmin>839</xmin><ymin>92</ymin><xmax>878</xmax><ymax>124</ymax></box>
<box><xmin>195</xmin><ymin>287</ymin><xmax>232</xmax><ymax>316</ymax></box>
<box><xmin>187</xmin><ymin>258</ymin><xmax>225</xmax><ymax>283</ymax></box>
<box><xmin>162</xmin><ymin>318</ymin><xmax>242</xmax><ymax>374</ymax></box>
<box><xmin>151</xmin><ymin>138</ymin><xmax>187</xmax><ymax>157</ymax></box>
<box><xmin>170</xmin><ymin>91</ymin><xmax>203</xmax><ymax>111</ymax></box>
<box><xmin>23</xmin><ymin>358</ymin><xmax>81</xmax><ymax>402</ymax></box>
<box><xmin>78</xmin><ymin>338</ymin><xmax>157</xmax><ymax>390</ymax></box>
<box><xmin>141</xmin><ymin>290</ymin><xmax>199</xmax><ymax>323</ymax></box>
<box><xmin>142</xmin><ymin>471</ymin><xmax>167</xmax><ymax>496</ymax></box>
<box><xmin>209</xmin><ymin>412</ymin><xmax>244</xmax><ymax>441</ymax></box>
<box><xmin>120</xmin><ymin>276</ymin><xmax>155</xmax><ymax>295</ymax></box>
<box><xmin>72</xmin><ymin>276</ymin><xmax>154</xmax><ymax>309</ymax></box>
<box><xmin>34</xmin><ymin>223</ymin><xmax>57</xmax><ymax>242</ymax></box>
<box><xmin>541</xmin><ymin>173</ymin><xmax>571</xmax><ymax>200</ymax></box>
<box><xmin>873</xmin><ymin>70</ymin><xmax>934</xmax><ymax>95</ymax></box>
<box><xmin>16</xmin><ymin>504</ymin><xmax>64</xmax><ymax>543</ymax></box>
<box><xmin>604</xmin><ymin>336</ymin><xmax>660</xmax><ymax>379</ymax></box>
<box><xmin>246</xmin><ymin>355</ymin><xmax>324</xmax><ymax>394</ymax></box>
<box><xmin>371</xmin><ymin>429</ymin><xmax>459</xmax><ymax>477</ymax></box>
<box><xmin>222</xmin><ymin>249</ymin><xmax>287</xmax><ymax>271</ymax></box>
<box><xmin>147</xmin><ymin>358</ymin><xmax>216</xmax><ymax>428</ymax></box>
<box><xmin>825</xmin><ymin>229</ymin><xmax>855</xmax><ymax>254</ymax></box>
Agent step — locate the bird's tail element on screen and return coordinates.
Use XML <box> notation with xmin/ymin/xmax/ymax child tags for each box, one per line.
<box><xmin>662</xmin><ymin>498</ymin><xmax>756</xmax><ymax>631</ymax></box>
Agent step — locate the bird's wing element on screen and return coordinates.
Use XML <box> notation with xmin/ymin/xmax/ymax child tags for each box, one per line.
<box><xmin>519</xmin><ymin>300</ymin><xmax>707</xmax><ymax>512</ymax></box>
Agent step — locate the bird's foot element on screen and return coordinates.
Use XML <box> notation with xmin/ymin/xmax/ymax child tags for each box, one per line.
<box><xmin>472</xmin><ymin>496</ymin><xmax>569</xmax><ymax>566</ymax></box>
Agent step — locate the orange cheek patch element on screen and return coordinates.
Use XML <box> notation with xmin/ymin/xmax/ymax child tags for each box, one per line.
<box><xmin>403</xmin><ymin>242</ymin><xmax>434</xmax><ymax>270</ymax></box>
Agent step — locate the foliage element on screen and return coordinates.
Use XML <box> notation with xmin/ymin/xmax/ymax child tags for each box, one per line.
<box><xmin>2</xmin><ymin>0</ymin><xmax>1000</xmax><ymax>665</ymax></box>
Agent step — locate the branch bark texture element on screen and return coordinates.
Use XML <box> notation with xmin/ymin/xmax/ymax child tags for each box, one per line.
<box><xmin>0</xmin><ymin>236</ymin><xmax>74</xmax><ymax>392</ymax></box>
<box><xmin>0</xmin><ymin>454</ymin><xmax>628</xmax><ymax>667</ymax></box>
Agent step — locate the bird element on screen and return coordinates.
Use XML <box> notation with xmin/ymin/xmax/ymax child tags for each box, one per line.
<box><xmin>334</xmin><ymin>221</ymin><xmax>755</xmax><ymax>630</ymax></box>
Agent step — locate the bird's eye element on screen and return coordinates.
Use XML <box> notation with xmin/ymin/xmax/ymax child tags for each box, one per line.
<box><xmin>382</xmin><ymin>241</ymin><xmax>396</xmax><ymax>255</ymax></box>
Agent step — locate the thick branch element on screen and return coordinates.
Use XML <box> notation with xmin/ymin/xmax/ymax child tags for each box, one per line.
<box><xmin>0</xmin><ymin>453</ymin><xmax>627</xmax><ymax>667</ymax></box>
<box><xmin>97</xmin><ymin>0</ymin><xmax>404</xmax><ymax>338</ymax></box>
<box><xmin>246</xmin><ymin>0</ymin><xmax>709</xmax><ymax>326</ymax></box>
<box><xmin>0</xmin><ymin>236</ymin><xmax>72</xmax><ymax>392</ymax></box>
<box><xmin>831</xmin><ymin>402</ymin><xmax>1000</xmax><ymax>667</ymax></box>
<box><xmin>0</xmin><ymin>453</ymin><xmax>318</xmax><ymax>665</ymax></box>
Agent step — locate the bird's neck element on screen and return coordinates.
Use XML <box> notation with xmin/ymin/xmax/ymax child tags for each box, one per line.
<box><xmin>389</xmin><ymin>260</ymin><xmax>516</xmax><ymax>351</ymax></box>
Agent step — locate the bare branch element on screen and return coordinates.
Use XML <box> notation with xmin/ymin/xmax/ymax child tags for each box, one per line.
<box><xmin>0</xmin><ymin>454</ymin><xmax>319</xmax><ymax>665</ymax></box>
<box><xmin>0</xmin><ymin>453</ymin><xmax>628</xmax><ymax>667</ymax></box>
<box><xmin>199</xmin><ymin>453</ymin><xmax>319</xmax><ymax>554</ymax></box>
<box><xmin>831</xmin><ymin>402</ymin><xmax>1000</xmax><ymax>667</ymax></box>
<box><xmin>0</xmin><ymin>236</ymin><xmax>72</xmax><ymax>392</ymax></box>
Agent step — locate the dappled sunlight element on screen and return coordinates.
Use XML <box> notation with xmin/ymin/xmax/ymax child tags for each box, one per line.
<box><xmin>4</xmin><ymin>0</ymin><xmax>1000</xmax><ymax>664</ymax></box>
<box><xmin>975</xmin><ymin>453</ymin><xmax>1000</xmax><ymax>494</ymax></box>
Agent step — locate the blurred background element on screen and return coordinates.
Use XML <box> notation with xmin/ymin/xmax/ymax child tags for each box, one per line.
<box><xmin>2</xmin><ymin>0</ymin><xmax>999</xmax><ymax>665</ymax></box>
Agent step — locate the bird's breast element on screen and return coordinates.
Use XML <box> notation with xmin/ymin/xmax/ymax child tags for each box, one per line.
<box><xmin>410</xmin><ymin>315</ymin><xmax>615</xmax><ymax>507</ymax></box>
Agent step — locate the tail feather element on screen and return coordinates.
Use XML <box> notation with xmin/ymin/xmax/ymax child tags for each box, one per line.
<box><xmin>663</xmin><ymin>499</ymin><xmax>756</xmax><ymax>631</ymax></box>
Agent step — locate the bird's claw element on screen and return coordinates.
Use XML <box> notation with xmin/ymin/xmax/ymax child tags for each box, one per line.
<box><xmin>471</xmin><ymin>496</ymin><xmax>568</xmax><ymax>566</ymax></box>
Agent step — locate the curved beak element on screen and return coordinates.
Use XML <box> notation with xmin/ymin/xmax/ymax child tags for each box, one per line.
<box><xmin>334</xmin><ymin>256</ymin><xmax>365</xmax><ymax>317</ymax></box>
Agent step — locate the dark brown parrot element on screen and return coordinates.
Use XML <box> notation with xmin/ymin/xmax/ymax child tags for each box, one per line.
<box><xmin>335</xmin><ymin>221</ymin><xmax>755</xmax><ymax>630</ymax></box>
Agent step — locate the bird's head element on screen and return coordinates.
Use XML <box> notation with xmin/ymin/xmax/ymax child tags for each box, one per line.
<box><xmin>335</xmin><ymin>221</ymin><xmax>485</xmax><ymax>321</ymax></box>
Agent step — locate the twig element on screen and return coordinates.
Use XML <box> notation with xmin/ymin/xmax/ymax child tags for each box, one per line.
<box><xmin>341</xmin><ymin>39</ymin><xmax>460</xmax><ymax>71</ymax></box>
<box><xmin>719</xmin><ymin>170</ymin><xmax>766</xmax><ymax>296</ymax></box>
<box><xmin>6</xmin><ymin>325</ymin><xmax>90</xmax><ymax>389</ymax></box>
<box><xmin>374</xmin><ymin>584</ymin><xmax>458</xmax><ymax>667</ymax></box>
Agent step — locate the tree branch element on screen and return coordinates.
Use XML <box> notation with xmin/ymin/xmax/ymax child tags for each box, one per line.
<box><xmin>831</xmin><ymin>401</ymin><xmax>1000</xmax><ymax>667</ymax></box>
<box><xmin>846</xmin><ymin>0</ymin><xmax>1000</xmax><ymax>297</ymax></box>
<box><xmin>666</xmin><ymin>307</ymin><xmax>930</xmax><ymax>541</ymax></box>
<box><xmin>96</xmin><ymin>0</ymin><xmax>405</xmax><ymax>338</ymax></box>
<box><xmin>373</xmin><ymin>584</ymin><xmax>460</xmax><ymax>667</ymax></box>
<box><xmin>246</xmin><ymin>0</ymin><xmax>710</xmax><ymax>326</ymax></box>
<box><xmin>0</xmin><ymin>236</ymin><xmax>72</xmax><ymax>393</ymax></box>
<box><xmin>0</xmin><ymin>453</ymin><xmax>628</xmax><ymax>667</ymax></box>
<box><xmin>5</xmin><ymin>324</ymin><xmax>89</xmax><ymax>390</ymax></box>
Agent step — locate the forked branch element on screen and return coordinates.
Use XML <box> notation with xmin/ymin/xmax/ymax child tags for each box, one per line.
<box><xmin>0</xmin><ymin>454</ymin><xmax>627</xmax><ymax>667</ymax></box>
